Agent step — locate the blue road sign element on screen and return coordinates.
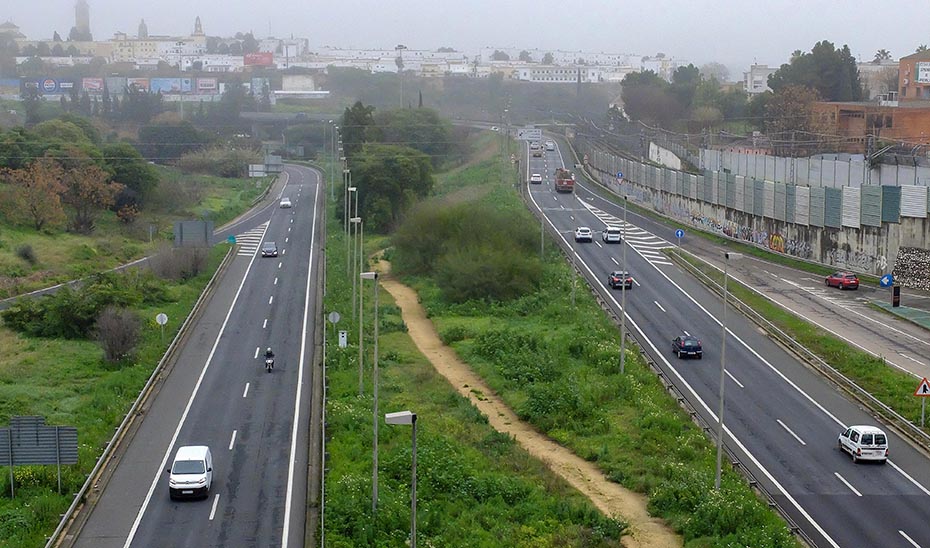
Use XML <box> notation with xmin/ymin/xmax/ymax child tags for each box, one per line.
<box><xmin>675</xmin><ymin>229</ymin><xmax>685</xmax><ymax>239</ymax></box>
<box><xmin>617</xmin><ymin>171</ymin><xmax>623</xmax><ymax>179</ymax></box>
<box><xmin>880</xmin><ymin>273</ymin><xmax>894</xmax><ymax>288</ymax></box>
<box><xmin>227</xmin><ymin>235</ymin><xmax>237</xmax><ymax>244</ymax></box>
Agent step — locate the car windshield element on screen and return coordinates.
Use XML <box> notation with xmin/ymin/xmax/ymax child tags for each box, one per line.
<box><xmin>173</xmin><ymin>460</ymin><xmax>205</xmax><ymax>474</ymax></box>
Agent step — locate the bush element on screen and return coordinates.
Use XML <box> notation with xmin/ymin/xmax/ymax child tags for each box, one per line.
<box><xmin>95</xmin><ymin>306</ymin><xmax>142</xmax><ymax>362</ymax></box>
<box><xmin>15</xmin><ymin>244</ymin><xmax>37</xmax><ymax>265</ymax></box>
<box><xmin>148</xmin><ymin>245</ymin><xmax>210</xmax><ymax>281</ymax></box>
<box><xmin>177</xmin><ymin>147</ymin><xmax>260</xmax><ymax>178</ymax></box>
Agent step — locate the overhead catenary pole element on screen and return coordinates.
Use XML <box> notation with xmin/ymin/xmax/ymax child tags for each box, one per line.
<box><xmin>620</xmin><ymin>195</ymin><xmax>628</xmax><ymax>374</ymax></box>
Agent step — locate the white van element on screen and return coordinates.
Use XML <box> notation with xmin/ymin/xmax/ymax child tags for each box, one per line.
<box><xmin>838</xmin><ymin>425</ymin><xmax>888</xmax><ymax>463</ymax></box>
<box><xmin>168</xmin><ymin>445</ymin><xmax>214</xmax><ymax>499</ymax></box>
<box><xmin>603</xmin><ymin>226</ymin><xmax>622</xmax><ymax>243</ymax></box>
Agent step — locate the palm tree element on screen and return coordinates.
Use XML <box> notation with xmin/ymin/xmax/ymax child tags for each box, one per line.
<box><xmin>917</xmin><ymin>45</ymin><xmax>929</xmax><ymax>54</ymax></box>
<box><xmin>873</xmin><ymin>49</ymin><xmax>892</xmax><ymax>63</ymax></box>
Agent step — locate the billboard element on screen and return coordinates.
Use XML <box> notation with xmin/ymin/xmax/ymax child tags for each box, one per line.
<box><xmin>127</xmin><ymin>77</ymin><xmax>150</xmax><ymax>92</ymax></box>
<box><xmin>150</xmin><ymin>78</ymin><xmax>182</xmax><ymax>94</ymax></box>
<box><xmin>197</xmin><ymin>77</ymin><xmax>218</xmax><ymax>92</ymax></box>
<box><xmin>918</xmin><ymin>62</ymin><xmax>930</xmax><ymax>84</ymax></box>
<box><xmin>251</xmin><ymin>77</ymin><xmax>270</xmax><ymax>95</ymax></box>
<box><xmin>244</xmin><ymin>52</ymin><xmax>274</xmax><ymax>66</ymax></box>
<box><xmin>82</xmin><ymin>77</ymin><xmax>104</xmax><ymax>92</ymax></box>
<box><xmin>106</xmin><ymin>77</ymin><xmax>126</xmax><ymax>96</ymax></box>
<box><xmin>181</xmin><ymin>77</ymin><xmax>193</xmax><ymax>93</ymax></box>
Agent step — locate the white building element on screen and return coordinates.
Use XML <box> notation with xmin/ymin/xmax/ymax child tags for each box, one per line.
<box><xmin>743</xmin><ymin>64</ymin><xmax>777</xmax><ymax>95</ymax></box>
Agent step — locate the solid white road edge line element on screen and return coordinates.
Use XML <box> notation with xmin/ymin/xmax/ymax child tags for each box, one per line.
<box><xmin>281</xmin><ymin>170</ymin><xmax>320</xmax><ymax>548</ymax></box>
<box><xmin>123</xmin><ymin>221</ymin><xmax>270</xmax><ymax>548</ymax></box>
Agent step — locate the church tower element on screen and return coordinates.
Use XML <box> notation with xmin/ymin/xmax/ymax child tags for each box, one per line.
<box><xmin>75</xmin><ymin>0</ymin><xmax>90</xmax><ymax>36</ymax></box>
<box><xmin>138</xmin><ymin>18</ymin><xmax>148</xmax><ymax>39</ymax></box>
<box><xmin>193</xmin><ymin>16</ymin><xmax>204</xmax><ymax>36</ymax></box>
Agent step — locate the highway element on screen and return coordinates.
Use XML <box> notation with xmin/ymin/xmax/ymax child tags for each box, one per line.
<box><xmin>526</xmin><ymin>142</ymin><xmax>930</xmax><ymax>547</ymax></box>
<box><xmin>72</xmin><ymin>164</ymin><xmax>322</xmax><ymax>548</ymax></box>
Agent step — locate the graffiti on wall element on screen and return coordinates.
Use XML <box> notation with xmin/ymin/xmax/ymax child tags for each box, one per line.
<box><xmin>828</xmin><ymin>249</ymin><xmax>887</xmax><ymax>272</ymax></box>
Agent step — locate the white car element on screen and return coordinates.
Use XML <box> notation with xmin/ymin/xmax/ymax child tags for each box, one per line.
<box><xmin>280</xmin><ymin>197</ymin><xmax>292</xmax><ymax>208</ymax></box>
<box><xmin>490</xmin><ymin>126</ymin><xmax>499</xmax><ymax>131</ymax></box>
<box><xmin>530</xmin><ymin>173</ymin><xmax>543</xmax><ymax>184</ymax></box>
<box><xmin>838</xmin><ymin>425</ymin><xmax>888</xmax><ymax>463</ymax></box>
<box><xmin>545</xmin><ymin>140</ymin><xmax>556</xmax><ymax>151</ymax></box>
<box><xmin>603</xmin><ymin>226</ymin><xmax>622</xmax><ymax>243</ymax></box>
<box><xmin>574</xmin><ymin>227</ymin><xmax>593</xmax><ymax>242</ymax></box>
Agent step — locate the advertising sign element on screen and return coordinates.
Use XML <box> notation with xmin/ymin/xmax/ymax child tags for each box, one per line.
<box><xmin>106</xmin><ymin>77</ymin><xmax>126</xmax><ymax>96</ymax></box>
<box><xmin>251</xmin><ymin>77</ymin><xmax>270</xmax><ymax>95</ymax></box>
<box><xmin>82</xmin><ymin>77</ymin><xmax>104</xmax><ymax>92</ymax></box>
<box><xmin>197</xmin><ymin>77</ymin><xmax>218</xmax><ymax>92</ymax></box>
<box><xmin>150</xmin><ymin>78</ymin><xmax>182</xmax><ymax>94</ymax></box>
<box><xmin>59</xmin><ymin>80</ymin><xmax>74</xmax><ymax>92</ymax></box>
<box><xmin>40</xmin><ymin>78</ymin><xmax>58</xmax><ymax>94</ymax></box>
<box><xmin>244</xmin><ymin>52</ymin><xmax>274</xmax><ymax>66</ymax></box>
<box><xmin>127</xmin><ymin>77</ymin><xmax>150</xmax><ymax>92</ymax></box>
<box><xmin>181</xmin><ymin>77</ymin><xmax>193</xmax><ymax>93</ymax></box>
<box><xmin>918</xmin><ymin>62</ymin><xmax>930</xmax><ymax>84</ymax></box>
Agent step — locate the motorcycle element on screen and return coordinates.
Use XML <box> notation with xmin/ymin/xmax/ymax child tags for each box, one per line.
<box><xmin>265</xmin><ymin>357</ymin><xmax>274</xmax><ymax>373</ymax></box>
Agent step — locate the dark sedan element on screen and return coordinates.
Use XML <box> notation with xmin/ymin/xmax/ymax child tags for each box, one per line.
<box><xmin>607</xmin><ymin>270</ymin><xmax>633</xmax><ymax>289</ymax></box>
<box><xmin>672</xmin><ymin>336</ymin><xmax>702</xmax><ymax>359</ymax></box>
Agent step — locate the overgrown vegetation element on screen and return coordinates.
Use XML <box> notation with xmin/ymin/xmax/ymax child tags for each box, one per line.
<box><xmin>387</xmin><ymin>146</ymin><xmax>797</xmax><ymax>546</ymax></box>
<box><xmin>323</xmin><ymin>200</ymin><xmax>628</xmax><ymax>547</ymax></box>
<box><xmin>0</xmin><ymin>245</ymin><xmax>228</xmax><ymax>548</ymax></box>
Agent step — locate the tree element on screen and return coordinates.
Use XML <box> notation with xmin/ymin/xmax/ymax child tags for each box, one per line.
<box><xmin>121</xmin><ymin>85</ymin><xmax>163</xmax><ymax>124</ymax></box>
<box><xmin>542</xmin><ymin>52</ymin><xmax>554</xmax><ymax>64</ymax></box>
<box><xmin>340</xmin><ymin>101</ymin><xmax>377</xmax><ymax>158</ymax></box>
<box><xmin>20</xmin><ymin>86</ymin><xmax>42</xmax><ymax>126</ymax></box>
<box><xmin>353</xmin><ymin>143</ymin><xmax>433</xmax><ymax>230</ymax></box>
<box><xmin>620</xmin><ymin>70</ymin><xmax>684</xmax><ymax>126</ymax></box>
<box><xmin>95</xmin><ymin>306</ymin><xmax>142</xmax><ymax>362</ymax></box>
<box><xmin>873</xmin><ymin>49</ymin><xmax>892</xmax><ymax>63</ymax></box>
<box><xmin>374</xmin><ymin>107</ymin><xmax>452</xmax><ymax>167</ymax></box>
<box><xmin>0</xmin><ymin>157</ymin><xmax>67</xmax><ymax>231</ymax></box>
<box><xmin>53</xmin><ymin>31</ymin><xmax>62</xmax><ymax>42</ymax></box>
<box><xmin>699</xmin><ymin>62</ymin><xmax>730</xmax><ymax>82</ymax></box>
<box><xmin>19</xmin><ymin>56</ymin><xmax>47</xmax><ymax>77</ymax></box>
<box><xmin>241</xmin><ymin>32</ymin><xmax>259</xmax><ymax>54</ymax></box>
<box><xmin>767</xmin><ymin>41</ymin><xmax>862</xmax><ymax>101</ymax></box>
<box><xmin>671</xmin><ymin>64</ymin><xmax>701</xmax><ymax>108</ymax></box>
<box><xmin>138</xmin><ymin>121</ymin><xmax>205</xmax><ymax>163</ymax></box>
<box><xmin>437</xmin><ymin>46</ymin><xmax>456</xmax><ymax>53</ymax></box>
<box><xmin>101</xmin><ymin>142</ymin><xmax>159</xmax><ymax>203</ymax></box>
<box><xmin>765</xmin><ymin>85</ymin><xmax>822</xmax><ymax>155</ymax></box>
<box><xmin>519</xmin><ymin>50</ymin><xmax>532</xmax><ymax>63</ymax></box>
<box><xmin>68</xmin><ymin>27</ymin><xmax>92</xmax><ymax>41</ymax></box>
<box><xmin>61</xmin><ymin>160</ymin><xmax>123</xmax><ymax>233</ymax></box>
<box><xmin>51</xmin><ymin>43</ymin><xmax>65</xmax><ymax>56</ymax></box>
<box><xmin>36</xmin><ymin>42</ymin><xmax>51</xmax><ymax>56</ymax></box>
<box><xmin>916</xmin><ymin>45</ymin><xmax>928</xmax><ymax>54</ymax></box>
<box><xmin>491</xmin><ymin>50</ymin><xmax>510</xmax><ymax>61</ymax></box>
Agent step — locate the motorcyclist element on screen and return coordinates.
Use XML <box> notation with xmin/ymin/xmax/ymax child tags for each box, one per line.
<box><xmin>264</xmin><ymin>347</ymin><xmax>275</xmax><ymax>360</ymax></box>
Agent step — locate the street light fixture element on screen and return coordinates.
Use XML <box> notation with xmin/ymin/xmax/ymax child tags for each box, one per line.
<box><xmin>361</xmin><ymin>271</ymin><xmax>381</xmax><ymax>516</ymax></box>
<box><xmin>385</xmin><ymin>410</ymin><xmax>417</xmax><ymax>548</ymax></box>
<box><xmin>715</xmin><ymin>251</ymin><xmax>742</xmax><ymax>490</ymax></box>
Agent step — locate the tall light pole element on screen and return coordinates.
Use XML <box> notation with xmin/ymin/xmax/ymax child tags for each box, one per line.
<box><xmin>328</xmin><ymin>120</ymin><xmax>335</xmax><ymax>200</ymax></box>
<box><xmin>361</xmin><ymin>271</ymin><xmax>380</xmax><ymax>517</ymax></box>
<box><xmin>716</xmin><ymin>251</ymin><xmax>742</xmax><ymax>490</ymax></box>
<box><xmin>385</xmin><ymin>410</ymin><xmax>417</xmax><ymax>548</ymax></box>
<box><xmin>346</xmin><ymin>183</ymin><xmax>356</xmax><ymax>267</ymax></box>
<box><xmin>349</xmin><ymin>214</ymin><xmax>360</xmax><ymax>318</ymax></box>
<box><xmin>395</xmin><ymin>44</ymin><xmax>407</xmax><ymax>107</ymax></box>
<box><xmin>620</xmin><ymin>195</ymin><xmax>628</xmax><ymax>374</ymax></box>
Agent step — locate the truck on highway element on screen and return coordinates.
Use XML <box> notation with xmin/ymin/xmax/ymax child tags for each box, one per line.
<box><xmin>554</xmin><ymin>168</ymin><xmax>575</xmax><ymax>193</ymax></box>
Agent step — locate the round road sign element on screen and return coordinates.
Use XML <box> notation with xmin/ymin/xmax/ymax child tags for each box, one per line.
<box><xmin>155</xmin><ymin>313</ymin><xmax>168</xmax><ymax>326</ymax></box>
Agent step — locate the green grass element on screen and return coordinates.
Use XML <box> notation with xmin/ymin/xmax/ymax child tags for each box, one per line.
<box><xmin>0</xmin><ymin>245</ymin><xmax>230</xmax><ymax>548</ymax></box>
<box><xmin>0</xmin><ymin>169</ymin><xmax>271</xmax><ymax>299</ymax></box>
<box><xmin>322</xmin><ymin>208</ymin><xmax>628</xmax><ymax>546</ymax></box>
<box><xmin>672</xmin><ymin>249</ymin><xmax>928</xmax><ymax>429</ymax></box>
<box><xmin>379</xmin><ymin>149</ymin><xmax>797</xmax><ymax>546</ymax></box>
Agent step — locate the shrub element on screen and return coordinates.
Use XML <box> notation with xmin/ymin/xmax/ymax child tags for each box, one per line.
<box><xmin>95</xmin><ymin>306</ymin><xmax>142</xmax><ymax>362</ymax></box>
<box><xmin>148</xmin><ymin>244</ymin><xmax>210</xmax><ymax>281</ymax></box>
<box><xmin>15</xmin><ymin>244</ymin><xmax>37</xmax><ymax>265</ymax></box>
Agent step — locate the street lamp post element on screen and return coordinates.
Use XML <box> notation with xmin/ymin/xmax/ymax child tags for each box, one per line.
<box><xmin>349</xmin><ymin>214</ymin><xmax>360</xmax><ymax>318</ymax></box>
<box><xmin>716</xmin><ymin>251</ymin><xmax>742</xmax><ymax>490</ymax></box>
<box><xmin>385</xmin><ymin>410</ymin><xmax>417</xmax><ymax>548</ymax></box>
<box><xmin>361</xmin><ymin>271</ymin><xmax>380</xmax><ymax>516</ymax></box>
<box><xmin>620</xmin><ymin>195</ymin><xmax>628</xmax><ymax>374</ymax></box>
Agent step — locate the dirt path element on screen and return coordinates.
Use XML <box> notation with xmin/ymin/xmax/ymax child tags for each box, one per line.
<box><xmin>378</xmin><ymin>271</ymin><xmax>681</xmax><ymax>548</ymax></box>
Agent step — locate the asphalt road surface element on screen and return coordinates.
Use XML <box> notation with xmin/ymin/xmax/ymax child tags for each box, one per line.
<box><xmin>73</xmin><ymin>164</ymin><xmax>322</xmax><ymax>548</ymax></box>
<box><xmin>526</xmin><ymin>141</ymin><xmax>930</xmax><ymax>548</ymax></box>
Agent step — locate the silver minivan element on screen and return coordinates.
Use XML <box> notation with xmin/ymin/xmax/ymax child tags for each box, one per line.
<box><xmin>168</xmin><ymin>445</ymin><xmax>214</xmax><ymax>499</ymax></box>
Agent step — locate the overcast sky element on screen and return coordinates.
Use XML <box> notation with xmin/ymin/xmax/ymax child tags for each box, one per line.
<box><xmin>5</xmin><ymin>0</ymin><xmax>928</xmax><ymax>75</ymax></box>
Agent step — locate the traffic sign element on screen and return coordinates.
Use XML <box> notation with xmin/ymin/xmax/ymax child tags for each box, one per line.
<box><xmin>617</xmin><ymin>171</ymin><xmax>624</xmax><ymax>179</ymax></box>
<box><xmin>227</xmin><ymin>235</ymin><xmax>236</xmax><ymax>244</ymax></box>
<box><xmin>516</xmin><ymin>128</ymin><xmax>542</xmax><ymax>141</ymax></box>
<box><xmin>880</xmin><ymin>273</ymin><xmax>894</xmax><ymax>288</ymax></box>
<box><xmin>675</xmin><ymin>229</ymin><xmax>685</xmax><ymax>239</ymax></box>
<box><xmin>328</xmin><ymin>311</ymin><xmax>341</xmax><ymax>324</ymax></box>
<box><xmin>915</xmin><ymin>378</ymin><xmax>930</xmax><ymax>397</ymax></box>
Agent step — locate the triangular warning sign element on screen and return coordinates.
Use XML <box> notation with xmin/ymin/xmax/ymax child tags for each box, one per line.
<box><xmin>915</xmin><ymin>378</ymin><xmax>930</xmax><ymax>397</ymax></box>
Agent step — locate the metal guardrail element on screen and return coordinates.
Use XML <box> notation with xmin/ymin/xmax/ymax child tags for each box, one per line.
<box><xmin>669</xmin><ymin>247</ymin><xmax>930</xmax><ymax>453</ymax></box>
<box><xmin>46</xmin><ymin>245</ymin><xmax>237</xmax><ymax>548</ymax></box>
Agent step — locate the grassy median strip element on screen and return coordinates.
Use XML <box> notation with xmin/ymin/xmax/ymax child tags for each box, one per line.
<box><xmin>0</xmin><ymin>245</ymin><xmax>229</xmax><ymax>548</ymax></box>
<box><xmin>671</xmin><ymin>249</ymin><xmax>926</xmax><ymax>428</ymax></box>
<box><xmin>374</xmin><ymin>150</ymin><xmax>797</xmax><ymax>545</ymax></box>
<box><xmin>322</xmin><ymin>226</ymin><xmax>628</xmax><ymax>546</ymax></box>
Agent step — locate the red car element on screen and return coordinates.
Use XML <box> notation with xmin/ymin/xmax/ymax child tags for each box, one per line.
<box><xmin>825</xmin><ymin>271</ymin><xmax>859</xmax><ymax>290</ymax></box>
